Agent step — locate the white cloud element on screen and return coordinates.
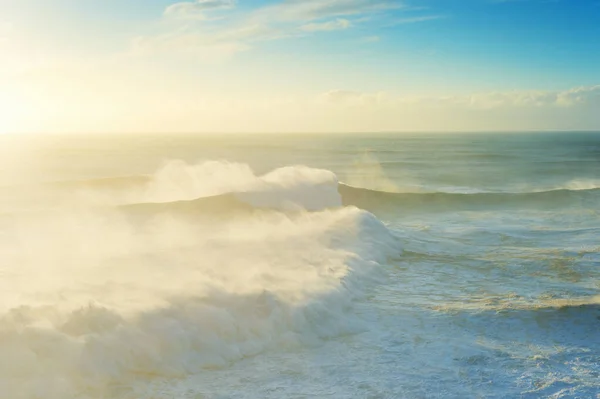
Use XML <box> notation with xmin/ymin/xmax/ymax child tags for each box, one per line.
<box><xmin>163</xmin><ymin>0</ymin><xmax>401</xmax><ymax>24</ymax></box>
<box><xmin>132</xmin><ymin>33</ymin><xmax>249</xmax><ymax>60</ymax></box>
<box><xmin>301</xmin><ymin>18</ymin><xmax>351</xmax><ymax>32</ymax></box>
<box><xmin>318</xmin><ymin>85</ymin><xmax>600</xmax><ymax>110</ymax></box>
<box><xmin>131</xmin><ymin>20</ymin><xmax>291</xmax><ymax>60</ymax></box>
<box><xmin>304</xmin><ymin>85</ymin><xmax>600</xmax><ymax>132</ymax></box>
<box><xmin>459</xmin><ymin>86</ymin><xmax>600</xmax><ymax>109</ymax></box>
<box><xmin>555</xmin><ymin>85</ymin><xmax>600</xmax><ymax>107</ymax></box>
<box><xmin>6</xmin><ymin>67</ymin><xmax>599</xmax><ymax>133</ymax></box>
<box><xmin>165</xmin><ymin>0</ymin><xmax>236</xmax><ymax>19</ymax></box>
<box><xmin>319</xmin><ymin>89</ymin><xmax>387</xmax><ymax>106</ymax></box>
<box><xmin>141</xmin><ymin>0</ymin><xmax>431</xmax><ymax>59</ymax></box>
<box><xmin>256</xmin><ymin>0</ymin><xmax>403</xmax><ymax>22</ymax></box>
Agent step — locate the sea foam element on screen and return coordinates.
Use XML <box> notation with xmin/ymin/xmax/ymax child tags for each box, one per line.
<box><xmin>0</xmin><ymin>161</ymin><xmax>400</xmax><ymax>399</ymax></box>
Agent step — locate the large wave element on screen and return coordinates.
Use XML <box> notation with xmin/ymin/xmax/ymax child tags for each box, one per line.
<box><xmin>3</xmin><ymin>159</ymin><xmax>597</xmax><ymax>216</ymax></box>
<box><xmin>0</xmin><ymin>161</ymin><xmax>401</xmax><ymax>399</ymax></box>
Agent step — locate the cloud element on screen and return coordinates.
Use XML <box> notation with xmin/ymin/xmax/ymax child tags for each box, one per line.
<box><xmin>164</xmin><ymin>0</ymin><xmax>235</xmax><ymax>20</ymax></box>
<box><xmin>132</xmin><ymin>33</ymin><xmax>250</xmax><ymax>60</ymax></box>
<box><xmin>460</xmin><ymin>86</ymin><xmax>600</xmax><ymax>109</ymax></box>
<box><xmin>319</xmin><ymin>89</ymin><xmax>387</xmax><ymax>106</ymax></box>
<box><xmin>8</xmin><ymin>66</ymin><xmax>599</xmax><ymax>133</ymax></box>
<box><xmin>301</xmin><ymin>18</ymin><xmax>351</xmax><ymax>31</ymax></box>
<box><xmin>142</xmin><ymin>0</ymin><xmax>415</xmax><ymax>59</ymax></box>
<box><xmin>258</xmin><ymin>0</ymin><xmax>403</xmax><ymax>22</ymax></box>
<box><xmin>554</xmin><ymin>85</ymin><xmax>600</xmax><ymax>107</ymax></box>
<box><xmin>215</xmin><ymin>23</ymin><xmax>290</xmax><ymax>42</ymax></box>
<box><xmin>302</xmin><ymin>85</ymin><xmax>600</xmax><ymax>132</ymax></box>
<box><xmin>132</xmin><ymin>17</ymin><xmax>295</xmax><ymax>59</ymax></box>
<box><xmin>318</xmin><ymin>85</ymin><xmax>600</xmax><ymax>110</ymax></box>
<box><xmin>165</xmin><ymin>0</ymin><xmax>235</xmax><ymax>14</ymax></box>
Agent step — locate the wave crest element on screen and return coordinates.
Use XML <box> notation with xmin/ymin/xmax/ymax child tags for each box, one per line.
<box><xmin>339</xmin><ymin>183</ymin><xmax>600</xmax><ymax>212</ymax></box>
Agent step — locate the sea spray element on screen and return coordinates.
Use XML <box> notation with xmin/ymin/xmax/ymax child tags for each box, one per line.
<box><xmin>0</xmin><ymin>162</ymin><xmax>401</xmax><ymax>399</ymax></box>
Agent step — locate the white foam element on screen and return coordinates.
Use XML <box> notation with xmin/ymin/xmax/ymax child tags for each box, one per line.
<box><xmin>512</xmin><ymin>178</ymin><xmax>600</xmax><ymax>194</ymax></box>
<box><xmin>144</xmin><ymin>160</ymin><xmax>257</xmax><ymax>202</ymax></box>
<box><xmin>144</xmin><ymin>161</ymin><xmax>341</xmax><ymax>210</ymax></box>
<box><xmin>0</xmin><ymin>162</ymin><xmax>400</xmax><ymax>399</ymax></box>
<box><xmin>559</xmin><ymin>178</ymin><xmax>600</xmax><ymax>191</ymax></box>
<box><xmin>0</xmin><ymin>161</ymin><xmax>342</xmax><ymax>212</ymax></box>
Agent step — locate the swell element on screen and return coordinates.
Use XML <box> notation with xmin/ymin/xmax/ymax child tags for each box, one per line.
<box><xmin>13</xmin><ymin>173</ymin><xmax>600</xmax><ymax>194</ymax></box>
<box><xmin>110</xmin><ymin>182</ymin><xmax>600</xmax><ymax>216</ymax></box>
<box><xmin>121</xmin><ymin>193</ymin><xmax>255</xmax><ymax>217</ymax></box>
<box><xmin>339</xmin><ymin>184</ymin><xmax>600</xmax><ymax>212</ymax></box>
<box><xmin>3</xmin><ymin>169</ymin><xmax>599</xmax><ymax>217</ymax></box>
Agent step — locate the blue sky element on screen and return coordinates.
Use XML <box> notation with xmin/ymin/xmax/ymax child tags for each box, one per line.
<box><xmin>0</xmin><ymin>0</ymin><xmax>599</xmax><ymax>132</ymax></box>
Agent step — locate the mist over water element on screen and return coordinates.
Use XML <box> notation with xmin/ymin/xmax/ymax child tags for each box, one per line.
<box><xmin>0</xmin><ymin>132</ymin><xmax>599</xmax><ymax>398</ymax></box>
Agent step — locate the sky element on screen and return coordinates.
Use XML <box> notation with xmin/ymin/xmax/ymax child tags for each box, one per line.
<box><xmin>0</xmin><ymin>0</ymin><xmax>599</xmax><ymax>133</ymax></box>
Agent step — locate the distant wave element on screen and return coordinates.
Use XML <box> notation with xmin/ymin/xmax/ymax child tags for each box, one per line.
<box><xmin>121</xmin><ymin>193</ymin><xmax>255</xmax><ymax>217</ymax></box>
<box><xmin>3</xmin><ymin>161</ymin><xmax>599</xmax><ymax>216</ymax></box>
<box><xmin>115</xmin><ymin>183</ymin><xmax>600</xmax><ymax>218</ymax></box>
<box><xmin>432</xmin><ymin>294</ymin><xmax>600</xmax><ymax>313</ymax></box>
<box><xmin>551</xmin><ymin>178</ymin><xmax>600</xmax><ymax>191</ymax></box>
<box><xmin>39</xmin><ymin>174</ymin><xmax>600</xmax><ymax>197</ymax></box>
<box><xmin>339</xmin><ymin>183</ymin><xmax>600</xmax><ymax>212</ymax></box>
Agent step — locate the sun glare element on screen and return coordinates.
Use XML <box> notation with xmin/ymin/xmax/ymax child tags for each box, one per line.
<box><xmin>0</xmin><ymin>91</ymin><xmax>31</xmax><ymax>134</ymax></box>
<box><xmin>0</xmin><ymin>107</ymin><xmax>18</xmax><ymax>134</ymax></box>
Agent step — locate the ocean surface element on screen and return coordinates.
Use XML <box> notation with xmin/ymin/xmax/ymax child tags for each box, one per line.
<box><xmin>0</xmin><ymin>132</ymin><xmax>599</xmax><ymax>399</ymax></box>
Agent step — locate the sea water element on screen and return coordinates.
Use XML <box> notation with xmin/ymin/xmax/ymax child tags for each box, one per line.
<box><xmin>0</xmin><ymin>132</ymin><xmax>598</xmax><ymax>398</ymax></box>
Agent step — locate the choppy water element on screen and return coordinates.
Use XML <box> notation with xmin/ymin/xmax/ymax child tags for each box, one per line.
<box><xmin>0</xmin><ymin>132</ymin><xmax>599</xmax><ymax>399</ymax></box>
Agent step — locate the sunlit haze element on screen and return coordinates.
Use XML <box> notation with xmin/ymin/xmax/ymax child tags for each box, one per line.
<box><xmin>0</xmin><ymin>0</ymin><xmax>599</xmax><ymax>133</ymax></box>
<box><xmin>2</xmin><ymin>2</ymin><xmax>600</xmax><ymax>398</ymax></box>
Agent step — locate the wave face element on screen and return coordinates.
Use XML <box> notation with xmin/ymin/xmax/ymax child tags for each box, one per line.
<box><xmin>0</xmin><ymin>161</ymin><xmax>400</xmax><ymax>399</ymax></box>
<box><xmin>339</xmin><ymin>183</ymin><xmax>600</xmax><ymax>212</ymax></box>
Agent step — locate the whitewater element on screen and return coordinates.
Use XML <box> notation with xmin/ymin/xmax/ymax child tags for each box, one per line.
<box><xmin>0</xmin><ymin>132</ymin><xmax>599</xmax><ymax>398</ymax></box>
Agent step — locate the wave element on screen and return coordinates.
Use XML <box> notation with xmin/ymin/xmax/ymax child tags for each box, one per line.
<box><xmin>0</xmin><ymin>162</ymin><xmax>401</xmax><ymax>399</ymax></box>
<box><xmin>122</xmin><ymin>182</ymin><xmax>599</xmax><ymax>218</ymax></box>
<box><xmin>5</xmin><ymin>159</ymin><xmax>599</xmax><ymax>214</ymax></box>
<box><xmin>432</xmin><ymin>294</ymin><xmax>600</xmax><ymax>313</ymax></box>
<box><xmin>551</xmin><ymin>178</ymin><xmax>600</xmax><ymax>191</ymax></box>
<box><xmin>339</xmin><ymin>183</ymin><xmax>600</xmax><ymax>212</ymax></box>
<box><xmin>0</xmin><ymin>161</ymin><xmax>343</xmax><ymax>212</ymax></box>
<box><xmin>2</xmin><ymin>159</ymin><xmax>598</xmax><ymax>398</ymax></box>
<box><xmin>121</xmin><ymin>193</ymin><xmax>255</xmax><ymax>218</ymax></box>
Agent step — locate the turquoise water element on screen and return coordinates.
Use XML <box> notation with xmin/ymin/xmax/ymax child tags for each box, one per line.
<box><xmin>0</xmin><ymin>133</ymin><xmax>599</xmax><ymax>398</ymax></box>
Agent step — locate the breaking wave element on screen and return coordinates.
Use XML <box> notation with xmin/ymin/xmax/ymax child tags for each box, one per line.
<box><xmin>5</xmin><ymin>160</ymin><xmax>598</xmax><ymax>216</ymax></box>
<box><xmin>0</xmin><ymin>161</ymin><xmax>401</xmax><ymax>399</ymax></box>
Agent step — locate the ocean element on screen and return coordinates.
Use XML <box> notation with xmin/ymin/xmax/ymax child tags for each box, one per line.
<box><xmin>0</xmin><ymin>132</ymin><xmax>599</xmax><ymax>399</ymax></box>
